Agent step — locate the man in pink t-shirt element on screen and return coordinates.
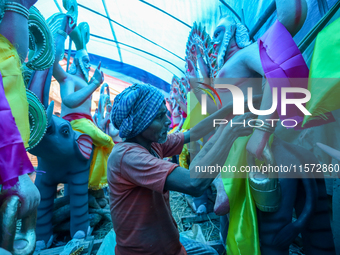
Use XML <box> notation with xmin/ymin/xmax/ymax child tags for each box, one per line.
<box><xmin>108</xmin><ymin>83</ymin><xmax>254</xmax><ymax>254</ymax></box>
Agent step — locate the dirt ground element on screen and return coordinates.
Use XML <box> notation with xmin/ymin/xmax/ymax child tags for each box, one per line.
<box><xmin>45</xmin><ymin>189</ymin><xmax>304</xmax><ymax>254</ymax></box>
<box><xmin>90</xmin><ymin>191</ymin><xmax>304</xmax><ymax>255</ymax></box>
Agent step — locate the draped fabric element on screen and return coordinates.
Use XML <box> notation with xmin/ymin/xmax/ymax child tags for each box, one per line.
<box><xmin>0</xmin><ymin>71</ymin><xmax>34</xmax><ymax>189</ymax></box>
<box><xmin>222</xmin><ymin>134</ymin><xmax>275</xmax><ymax>255</ymax></box>
<box><xmin>0</xmin><ymin>35</ymin><xmax>34</xmax><ymax>189</ymax></box>
<box><xmin>222</xmin><ymin>135</ymin><xmax>261</xmax><ymax>255</ymax></box>
<box><xmin>0</xmin><ymin>34</ymin><xmax>30</xmax><ymax>147</ymax></box>
<box><xmin>222</xmin><ymin>19</ymin><xmax>312</xmax><ymax>255</ymax></box>
<box><xmin>303</xmin><ymin>17</ymin><xmax>340</xmax><ymax>126</ymax></box>
<box><xmin>259</xmin><ymin>20</ymin><xmax>335</xmax><ymax>129</ymax></box>
<box><xmin>258</xmin><ymin>20</ymin><xmax>310</xmax><ymax>128</ymax></box>
<box><xmin>67</xmin><ymin>118</ymin><xmax>114</xmax><ymax>190</ymax></box>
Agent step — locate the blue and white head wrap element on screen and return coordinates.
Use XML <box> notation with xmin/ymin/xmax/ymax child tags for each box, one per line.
<box><xmin>111</xmin><ymin>83</ymin><xmax>165</xmax><ymax>139</ymax></box>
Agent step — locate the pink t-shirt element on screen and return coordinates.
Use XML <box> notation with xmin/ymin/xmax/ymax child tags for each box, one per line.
<box><xmin>107</xmin><ymin>133</ymin><xmax>185</xmax><ymax>255</ymax></box>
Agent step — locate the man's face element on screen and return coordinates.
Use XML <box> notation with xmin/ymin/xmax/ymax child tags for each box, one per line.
<box><xmin>141</xmin><ymin>103</ymin><xmax>171</xmax><ymax>144</ymax></box>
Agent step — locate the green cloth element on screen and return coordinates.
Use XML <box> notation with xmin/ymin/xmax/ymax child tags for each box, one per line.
<box><xmin>303</xmin><ymin>17</ymin><xmax>340</xmax><ymax>126</ymax></box>
<box><xmin>222</xmin><ymin>134</ymin><xmax>274</xmax><ymax>255</ymax></box>
<box><xmin>222</xmin><ymin>135</ymin><xmax>260</xmax><ymax>255</ymax></box>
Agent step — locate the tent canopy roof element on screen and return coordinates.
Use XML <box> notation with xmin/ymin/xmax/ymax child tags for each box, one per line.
<box><xmin>35</xmin><ymin>0</ymin><xmax>338</xmax><ymax>92</ymax></box>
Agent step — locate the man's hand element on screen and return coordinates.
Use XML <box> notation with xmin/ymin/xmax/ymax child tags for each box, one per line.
<box><xmin>61</xmin><ymin>14</ymin><xmax>76</xmax><ymax>35</ymax></box>
<box><xmin>0</xmin><ymin>174</ymin><xmax>40</xmax><ymax>219</ymax></box>
<box><xmin>223</xmin><ymin>112</ymin><xmax>256</xmax><ymax>139</ymax></box>
<box><xmin>90</xmin><ymin>61</ymin><xmax>104</xmax><ymax>87</ymax></box>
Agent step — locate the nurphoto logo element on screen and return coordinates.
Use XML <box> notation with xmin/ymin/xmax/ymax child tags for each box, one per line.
<box><xmin>200</xmin><ymin>83</ymin><xmax>312</xmax><ymax>128</ymax></box>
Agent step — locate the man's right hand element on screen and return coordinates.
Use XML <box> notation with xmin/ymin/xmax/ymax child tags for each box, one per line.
<box><xmin>223</xmin><ymin>112</ymin><xmax>256</xmax><ymax>139</ymax></box>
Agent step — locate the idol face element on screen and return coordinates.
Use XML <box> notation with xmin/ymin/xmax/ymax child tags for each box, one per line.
<box><xmin>78</xmin><ymin>54</ymin><xmax>91</xmax><ymax>81</ymax></box>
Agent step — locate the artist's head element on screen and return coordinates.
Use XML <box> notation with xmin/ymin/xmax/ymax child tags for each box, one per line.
<box><xmin>111</xmin><ymin>83</ymin><xmax>171</xmax><ymax>144</ymax></box>
<box><xmin>68</xmin><ymin>49</ymin><xmax>91</xmax><ymax>82</ymax></box>
<box><xmin>213</xmin><ymin>15</ymin><xmax>251</xmax><ymax>69</ymax></box>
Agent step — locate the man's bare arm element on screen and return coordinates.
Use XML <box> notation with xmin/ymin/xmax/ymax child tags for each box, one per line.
<box><xmin>165</xmin><ymin>114</ymin><xmax>254</xmax><ymax>196</ymax></box>
<box><xmin>183</xmin><ymin>95</ymin><xmax>260</xmax><ymax>143</ymax></box>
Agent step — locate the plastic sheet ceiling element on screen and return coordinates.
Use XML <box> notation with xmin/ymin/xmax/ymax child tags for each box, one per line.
<box><xmin>34</xmin><ymin>0</ymin><xmax>339</xmax><ymax>91</ymax></box>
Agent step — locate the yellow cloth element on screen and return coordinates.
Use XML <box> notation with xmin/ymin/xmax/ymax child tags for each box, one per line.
<box><xmin>222</xmin><ymin>134</ymin><xmax>274</xmax><ymax>255</ymax></box>
<box><xmin>179</xmin><ymin>145</ymin><xmax>189</xmax><ymax>169</ymax></box>
<box><xmin>168</xmin><ymin>126</ymin><xmax>179</xmax><ymax>134</ymax></box>
<box><xmin>69</xmin><ymin>118</ymin><xmax>114</xmax><ymax>190</ymax></box>
<box><xmin>303</xmin><ymin>17</ymin><xmax>340</xmax><ymax>126</ymax></box>
<box><xmin>0</xmin><ymin>34</ymin><xmax>30</xmax><ymax>147</ymax></box>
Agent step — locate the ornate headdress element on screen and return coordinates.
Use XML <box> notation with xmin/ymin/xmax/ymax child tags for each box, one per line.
<box><xmin>47</xmin><ymin>0</ymin><xmax>78</xmax><ymax>62</ymax></box>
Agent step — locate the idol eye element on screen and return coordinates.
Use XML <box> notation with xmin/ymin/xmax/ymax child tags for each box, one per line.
<box><xmin>60</xmin><ymin>125</ymin><xmax>70</xmax><ymax>136</ymax></box>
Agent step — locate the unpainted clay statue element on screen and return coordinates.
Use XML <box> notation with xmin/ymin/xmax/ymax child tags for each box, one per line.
<box><xmin>186</xmin><ymin>0</ymin><xmax>335</xmax><ymax>254</ymax></box>
<box><xmin>28</xmin><ymin>68</ymin><xmax>94</xmax><ymax>250</ymax></box>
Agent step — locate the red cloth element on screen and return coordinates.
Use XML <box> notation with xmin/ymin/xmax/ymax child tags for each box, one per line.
<box><xmin>0</xmin><ymin>72</ymin><xmax>34</xmax><ymax>189</ymax></box>
<box><xmin>108</xmin><ymin>133</ymin><xmax>186</xmax><ymax>255</ymax></box>
<box><xmin>62</xmin><ymin>112</ymin><xmax>94</xmax><ymax>123</ymax></box>
<box><xmin>182</xmin><ymin>111</ymin><xmax>187</xmax><ymax>119</ymax></box>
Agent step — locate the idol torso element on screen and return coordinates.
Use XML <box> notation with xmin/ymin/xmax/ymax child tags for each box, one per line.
<box><xmin>216</xmin><ymin>42</ymin><xmax>264</xmax><ymax>107</ymax></box>
<box><xmin>60</xmin><ymin>75</ymin><xmax>93</xmax><ymax>117</ymax></box>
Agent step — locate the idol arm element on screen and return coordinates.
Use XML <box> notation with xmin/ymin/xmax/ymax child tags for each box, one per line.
<box><xmin>246</xmin><ymin>81</ymin><xmax>278</xmax><ymax>160</ymax></box>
